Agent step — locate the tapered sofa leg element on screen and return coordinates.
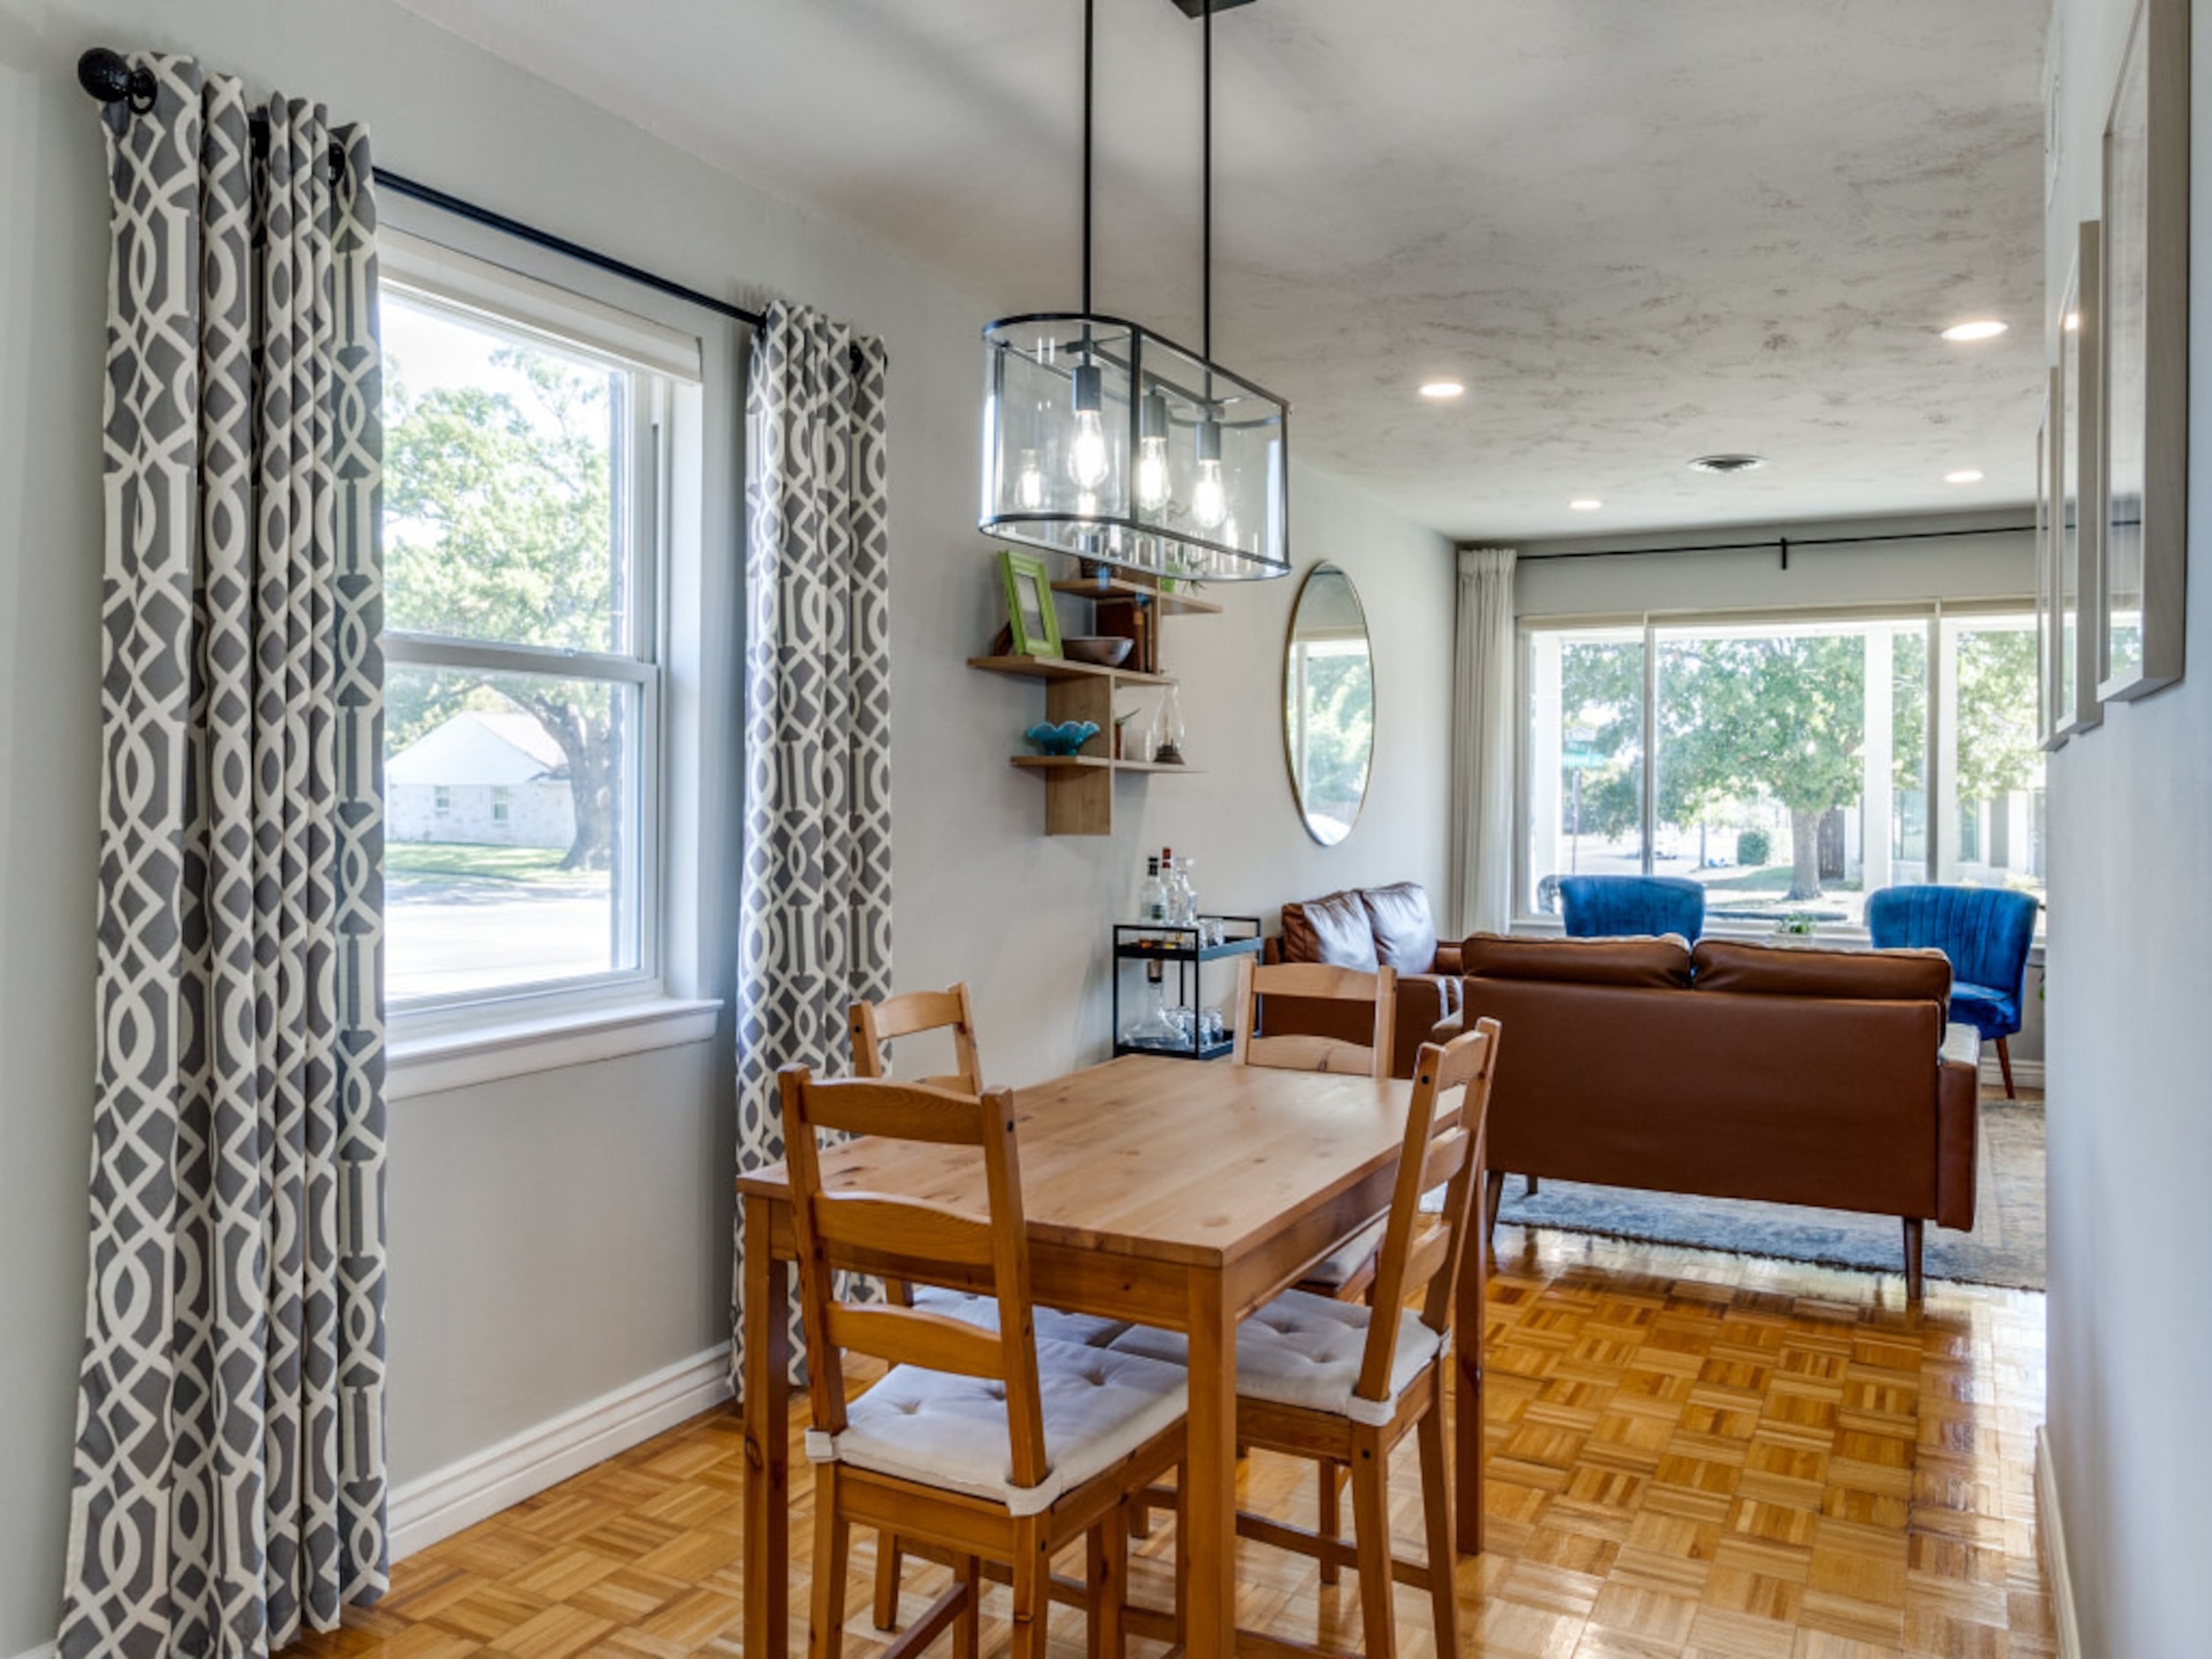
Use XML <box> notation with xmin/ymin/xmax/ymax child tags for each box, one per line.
<box><xmin>1484</xmin><ymin>1170</ymin><xmax>1505</xmax><ymax>1243</ymax></box>
<box><xmin>1996</xmin><ymin>1037</ymin><xmax>2016</xmax><ymax>1099</ymax></box>
<box><xmin>1903</xmin><ymin>1217</ymin><xmax>1925</xmax><ymax>1302</ymax></box>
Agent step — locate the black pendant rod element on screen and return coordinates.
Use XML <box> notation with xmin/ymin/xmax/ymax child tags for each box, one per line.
<box><xmin>76</xmin><ymin>46</ymin><xmax>766</xmax><ymax>333</ymax></box>
<box><xmin>1202</xmin><ymin>0</ymin><xmax>1214</xmax><ymax>374</ymax></box>
<box><xmin>1516</xmin><ymin>520</ymin><xmax>2037</xmax><ymax>564</ymax></box>
<box><xmin>1081</xmin><ymin>0</ymin><xmax>1095</xmax><ymax>316</ymax></box>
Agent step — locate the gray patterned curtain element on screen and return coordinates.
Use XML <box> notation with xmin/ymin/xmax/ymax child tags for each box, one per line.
<box><xmin>733</xmin><ymin>304</ymin><xmax>892</xmax><ymax>1385</ymax></box>
<box><xmin>63</xmin><ymin>56</ymin><xmax>389</xmax><ymax>1659</ymax></box>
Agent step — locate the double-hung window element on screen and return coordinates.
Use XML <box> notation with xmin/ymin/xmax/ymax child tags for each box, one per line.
<box><xmin>1519</xmin><ymin>604</ymin><xmax>2047</xmax><ymax>935</ymax></box>
<box><xmin>379</xmin><ymin>234</ymin><xmax>700</xmax><ymax>1014</ymax></box>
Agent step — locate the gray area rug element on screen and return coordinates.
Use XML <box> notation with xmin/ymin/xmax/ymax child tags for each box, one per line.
<box><xmin>1491</xmin><ymin>1100</ymin><xmax>2046</xmax><ymax>1291</ymax></box>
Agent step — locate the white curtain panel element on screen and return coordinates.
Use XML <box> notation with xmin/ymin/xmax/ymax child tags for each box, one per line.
<box><xmin>1449</xmin><ymin>547</ymin><xmax>1518</xmax><ymax>936</ymax></box>
<box><xmin>64</xmin><ymin>56</ymin><xmax>389</xmax><ymax>1659</ymax></box>
<box><xmin>733</xmin><ymin>304</ymin><xmax>893</xmax><ymax>1387</ymax></box>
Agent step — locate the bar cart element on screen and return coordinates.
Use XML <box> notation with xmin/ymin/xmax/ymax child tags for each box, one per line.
<box><xmin>1110</xmin><ymin>915</ymin><xmax>1264</xmax><ymax>1062</ymax></box>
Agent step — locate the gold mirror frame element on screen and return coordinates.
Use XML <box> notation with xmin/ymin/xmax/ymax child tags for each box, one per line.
<box><xmin>1281</xmin><ymin>562</ymin><xmax>1375</xmax><ymax>847</ymax></box>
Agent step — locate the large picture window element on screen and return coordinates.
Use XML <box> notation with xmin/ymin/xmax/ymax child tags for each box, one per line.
<box><xmin>1521</xmin><ymin>607</ymin><xmax>2045</xmax><ymax>934</ymax></box>
<box><xmin>380</xmin><ymin>243</ymin><xmax>694</xmax><ymax>1011</ymax></box>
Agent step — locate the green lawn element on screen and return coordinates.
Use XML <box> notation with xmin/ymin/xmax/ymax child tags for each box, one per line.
<box><xmin>388</xmin><ymin>842</ymin><xmax>586</xmax><ymax>883</ymax></box>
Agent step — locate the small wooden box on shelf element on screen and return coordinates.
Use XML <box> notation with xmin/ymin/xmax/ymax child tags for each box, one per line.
<box><xmin>972</xmin><ymin>564</ymin><xmax>1215</xmax><ymax>837</ymax></box>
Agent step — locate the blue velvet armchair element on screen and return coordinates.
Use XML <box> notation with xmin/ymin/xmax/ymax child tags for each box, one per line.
<box><xmin>1866</xmin><ymin>884</ymin><xmax>2039</xmax><ymax>1096</ymax></box>
<box><xmin>1558</xmin><ymin>875</ymin><xmax>1706</xmax><ymax>942</ymax></box>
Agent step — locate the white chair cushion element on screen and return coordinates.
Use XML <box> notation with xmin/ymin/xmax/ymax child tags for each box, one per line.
<box><xmin>803</xmin><ymin>1336</ymin><xmax>1187</xmax><ymax>1517</ymax></box>
<box><xmin>1299</xmin><ymin>1214</ymin><xmax>1389</xmax><ymax>1290</ymax></box>
<box><xmin>1108</xmin><ymin>1288</ymin><xmax>1446</xmax><ymax>1429</ymax></box>
<box><xmin>912</xmin><ymin>1284</ymin><xmax>1129</xmax><ymax>1349</ymax></box>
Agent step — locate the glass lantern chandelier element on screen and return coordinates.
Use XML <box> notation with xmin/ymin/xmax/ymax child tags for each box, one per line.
<box><xmin>981</xmin><ymin>0</ymin><xmax>1290</xmax><ymax>583</ymax></box>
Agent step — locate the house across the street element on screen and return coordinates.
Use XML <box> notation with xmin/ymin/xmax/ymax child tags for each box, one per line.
<box><xmin>388</xmin><ymin>709</ymin><xmax>573</xmax><ymax>849</ymax></box>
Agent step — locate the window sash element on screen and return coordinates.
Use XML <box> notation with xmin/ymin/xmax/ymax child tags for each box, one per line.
<box><xmin>378</xmin><ymin>267</ymin><xmax>674</xmax><ymax>1020</ymax></box>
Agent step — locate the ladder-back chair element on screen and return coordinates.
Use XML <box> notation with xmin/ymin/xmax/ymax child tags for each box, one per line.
<box><xmin>783</xmin><ymin>1067</ymin><xmax>1188</xmax><ymax>1659</ymax></box>
<box><xmin>1110</xmin><ymin>1019</ymin><xmax>1501</xmax><ymax>1657</ymax></box>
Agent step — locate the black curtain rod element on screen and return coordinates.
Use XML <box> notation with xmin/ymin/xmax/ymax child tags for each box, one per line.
<box><xmin>1518</xmin><ymin>520</ymin><xmax>2036</xmax><ymax>565</ymax></box>
<box><xmin>76</xmin><ymin>47</ymin><xmax>768</xmax><ymax>333</ymax></box>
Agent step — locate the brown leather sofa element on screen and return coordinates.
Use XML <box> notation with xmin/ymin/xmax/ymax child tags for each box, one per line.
<box><xmin>1259</xmin><ymin>883</ymin><xmax>1460</xmax><ymax>1078</ymax></box>
<box><xmin>1441</xmin><ymin>933</ymin><xmax>1979</xmax><ymax>1295</ymax></box>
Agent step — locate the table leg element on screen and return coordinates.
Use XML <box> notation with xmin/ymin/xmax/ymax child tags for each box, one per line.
<box><xmin>1454</xmin><ymin>1142</ymin><xmax>1487</xmax><ymax>1556</ymax></box>
<box><xmin>1184</xmin><ymin>1269</ymin><xmax>1237</xmax><ymax>1658</ymax></box>
<box><xmin>743</xmin><ymin>1193</ymin><xmax>792</xmax><ymax>1659</ymax></box>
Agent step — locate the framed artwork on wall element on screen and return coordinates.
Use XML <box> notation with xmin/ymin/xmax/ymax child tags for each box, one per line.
<box><xmin>999</xmin><ymin>549</ymin><xmax>1063</xmax><ymax>659</ymax></box>
<box><xmin>2037</xmin><ymin>369</ymin><xmax>2061</xmax><ymax>750</ymax></box>
<box><xmin>2057</xmin><ymin>222</ymin><xmax>2105</xmax><ymax>739</ymax></box>
<box><xmin>2097</xmin><ymin>0</ymin><xmax>2189</xmax><ymax>701</ymax></box>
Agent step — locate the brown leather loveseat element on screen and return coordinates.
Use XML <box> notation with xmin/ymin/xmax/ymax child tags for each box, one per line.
<box><xmin>1259</xmin><ymin>882</ymin><xmax>1460</xmax><ymax>1078</ymax></box>
<box><xmin>1443</xmin><ymin>933</ymin><xmax>1979</xmax><ymax>1295</ymax></box>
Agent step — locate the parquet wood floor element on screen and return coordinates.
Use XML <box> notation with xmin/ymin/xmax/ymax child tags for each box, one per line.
<box><xmin>292</xmin><ymin>1224</ymin><xmax>2049</xmax><ymax>1659</ymax></box>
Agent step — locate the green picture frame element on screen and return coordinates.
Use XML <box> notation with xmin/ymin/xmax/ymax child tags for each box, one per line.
<box><xmin>1000</xmin><ymin>549</ymin><xmax>1063</xmax><ymax>660</ymax></box>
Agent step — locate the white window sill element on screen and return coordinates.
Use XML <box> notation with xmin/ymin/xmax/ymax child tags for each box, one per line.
<box><xmin>388</xmin><ymin>997</ymin><xmax>723</xmax><ymax>1102</ymax></box>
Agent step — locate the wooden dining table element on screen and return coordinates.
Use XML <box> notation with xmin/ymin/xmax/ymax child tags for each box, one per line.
<box><xmin>737</xmin><ymin>1053</ymin><xmax>1488</xmax><ymax>1659</ymax></box>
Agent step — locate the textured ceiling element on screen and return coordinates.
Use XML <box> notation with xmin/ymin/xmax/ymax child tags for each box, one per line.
<box><xmin>391</xmin><ymin>0</ymin><xmax>2049</xmax><ymax>542</ymax></box>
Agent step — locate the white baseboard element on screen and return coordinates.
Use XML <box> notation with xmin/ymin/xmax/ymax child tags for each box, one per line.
<box><xmin>388</xmin><ymin>1343</ymin><xmax>732</xmax><ymax>1560</ymax></box>
<box><xmin>2035</xmin><ymin>1426</ymin><xmax>2085</xmax><ymax>1659</ymax></box>
<box><xmin>1981</xmin><ymin>1054</ymin><xmax>2044</xmax><ymax>1091</ymax></box>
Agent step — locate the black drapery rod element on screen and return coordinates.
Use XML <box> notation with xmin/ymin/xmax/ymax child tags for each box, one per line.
<box><xmin>1517</xmin><ymin>520</ymin><xmax>2037</xmax><ymax>569</ymax></box>
<box><xmin>76</xmin><ymin>47</ymin><xmax>768</xmax><ymax>334</ymax></box>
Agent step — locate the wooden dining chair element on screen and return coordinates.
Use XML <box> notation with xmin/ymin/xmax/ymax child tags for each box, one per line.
<box><xmin>1110</xmin><ymin>1019</ymin><xmax>1501</xmax><ymax>1658</ymax></box>
<box><xmin>1231</xmin><ymin>958</ymin><xmax>1401</xmax><ymax>1303</ymax></box>
<box><xmin>1232</xmin><ymin>958</ymin><xmax>1399</xmax><ymax>1082</ymax></box>
<box><xmin>851</xmin><ymin>982</ymin><xmax>985</xmax><ymax>1095</ymax></box>
<box><xmin>783</xmin><ymin>1066</ymin><xmax>1189</xmax><ymax>1659</ymax></box>
<box><xmin>848</xmin><ymin>985</ymin><xmax>1136</xmax><ymax>1629</ymax></box>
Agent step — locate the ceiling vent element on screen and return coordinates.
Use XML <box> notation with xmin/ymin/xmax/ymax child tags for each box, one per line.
<box><xmin>1688</xmin><ymin>453</ymin><xmax>1768</xmax><ymax>475</ymax></box>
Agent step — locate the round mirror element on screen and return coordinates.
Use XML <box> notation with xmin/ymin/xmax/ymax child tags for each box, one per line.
<box><xmin>1283</xmin><ymin>563</ymin><xmax>1375</xmax><ymax>845</ymax></box>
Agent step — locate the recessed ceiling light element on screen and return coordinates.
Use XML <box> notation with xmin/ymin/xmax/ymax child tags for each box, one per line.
<box><xmin>1688</xmin><ymin>453</ymin><xmax>1768</xmax><ymax>475</ymax></box>
<box><xmin>1940</xmin><ymin>320</ymin><xmax>2009</xmax><ymax>342</ymax></box>
<box><xmin>1418</xmin><ymin>380</ymin><xmax>1466</xmax><ymax>399</ymax></box>
<box><xmin>1945</xmin><ymin>469</ymin><xmax>1985</xmax><ymax>484</ymax></box>
<box><xmin>2063</xmin><ymin>312</ymin><xmax>2082</xmax><ymax>332</ymax></box>
<box><xmin>1568</xmin><ymin>497</ymin><xmax>1603</xmax><ymax>511</ymax></box>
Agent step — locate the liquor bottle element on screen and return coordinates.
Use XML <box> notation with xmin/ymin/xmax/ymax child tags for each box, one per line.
<box><xmin>1140</xmin><ymin>855</ymin><xmax>1168</xmax><ymax>927</ymax></box>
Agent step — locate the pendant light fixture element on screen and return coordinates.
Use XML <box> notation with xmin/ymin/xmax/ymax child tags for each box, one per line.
<box><xmin>980</xmin><ymin>0</ymin><xmax>1290</xmax><ymax>582</ymax></box>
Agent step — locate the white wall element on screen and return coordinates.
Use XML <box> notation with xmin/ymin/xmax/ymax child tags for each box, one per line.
<box><xmin>2040</xmin><ymin>2</ymin><xmax>2212</xmax><ymax>1653</ymax></box>
<box><xmin>0</xmin><ymin>0</ymin><xmax>1453</xmax><ymax>1646</ymax></box>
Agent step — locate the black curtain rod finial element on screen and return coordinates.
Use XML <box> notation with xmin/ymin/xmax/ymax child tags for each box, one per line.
<box><xmin>78</xmin><ymin>46</ymin><xmax>155</xmax><ymax>113</ymax></box>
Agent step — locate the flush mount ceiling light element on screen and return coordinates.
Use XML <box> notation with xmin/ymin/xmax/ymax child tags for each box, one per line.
<box><xmin>1687</xmin><ymin>453</ymin><xmax>1768</xmax><ymax>475</ymax></box>
<box><xmin>1940</xmin><ymin>319</ymin><xmax>2009</xmax><ymax>342</ymax></box>
<box><xmin>1419</xmin><ymin>380</ymin><xmax>1466</xmax><ymax>399</ymax></box>
<box><xmin>1946</xmin><ymin>469</ymin><xmax>1985</xmax><ymax>484</ymax></box>
<box><xmin>1568</xmin><ymin>497</ymin><xmax>1603</xmax><ymax>511</ymax></box>
<box><xmin>980</xmin><ymin>0</ymin><xmax>1289</xmax><ymax>582</ymax></box>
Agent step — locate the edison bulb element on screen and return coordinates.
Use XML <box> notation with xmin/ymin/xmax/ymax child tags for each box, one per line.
<box><xmin>1069</xmin><ymin>409</ymin><xmax>1110</xmax><ymax>489</ymax></box>
<box><xmin>1192</xmin><ymin>458</ymin><xmax>1228</xmax><ymax>529</ymax></box>
<box><xmin>1134</xmin><ymin>435</ymin><xmax>1171</xmax><ymax>511</ymax></box>
<box><xmin>1015</xmin><ymin>448</ymin><xmax>1046</xmax><ymax>511</ymax></box>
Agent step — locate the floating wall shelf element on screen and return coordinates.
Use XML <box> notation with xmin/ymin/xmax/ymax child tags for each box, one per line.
<box><xmin>971</xmin><ymin>572</ymin><xmax>1214</xmax><ymax>836</ymax></box>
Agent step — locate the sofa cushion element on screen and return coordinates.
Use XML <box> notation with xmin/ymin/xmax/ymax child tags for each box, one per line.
<box><xmin>1362</xmin><ymin>882</ymin><xmax>1440</xmax><ymax>973</ymax></box>
<box><xmin>1280</xmin><ymin>890</ymin><xmax>1380</xmax><ymax>972</ymax></box>
<box><xmin>1460</xmin><ymin>931</ymin><xmax>1693</xmax><ymax>989</ymax></box>
<box><xmin>1691</xmin><ymin>939</ymin><xmax>1951</xmax><ymax>1004</ymax></box>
